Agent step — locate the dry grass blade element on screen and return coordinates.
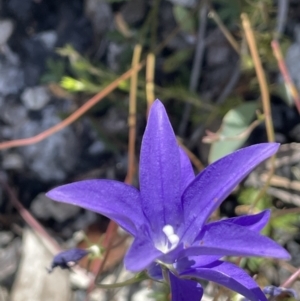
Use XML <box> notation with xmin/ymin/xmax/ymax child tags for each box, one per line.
<box><xmin>0</xmin><ymin>180</ymin><xmax>60</xmax><ymax>254</ymax></box>
<box><xmin>209</xmin><ymin>7</ymin><xmax>240</xmax><ymax>54</ymax></box>
<box><xmin>271</xmin><ymin>39</ymin><xmax>300</xmax><ymax>114</ymax></box>
<box><xmin>126</xmin><ymin>44</ymin><xmax>142</xmax><ymax>184</ymax></box>
<box><xmin>241</xmin><ymin>13</ymin><xmax>274</xmax><ymax>143</ymax></box>
<box><xmin>241</xmin><ymin>13</ymin><xmax>276</xmax><ymax>212</ymax></box>
<box><xmin>146</xmin><ymin>53</ymin><xmax>155</xmax><ymax>114</ymax></box>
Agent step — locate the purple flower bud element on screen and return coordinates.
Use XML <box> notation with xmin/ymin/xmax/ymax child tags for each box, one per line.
<box><xmin>263</xmin><ymin>286</ymin><xmax>297</xmax><ymax>299</ymax></box>
<box><xmin>48</xmin><ymin>248</ymin><xmax>89</xmax><ymax>273</ymax></box>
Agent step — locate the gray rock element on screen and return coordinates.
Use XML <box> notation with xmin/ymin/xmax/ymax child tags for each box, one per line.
<box><xmin>102</xmin><ymin>106</ymin><xmax>127</xmax><ymax>134</ymax></box>
<box><xmin>0</xmin><ymin>231</ymin><xmax>14</xmax><ymax>247</ymax></box>
<box><xmin>120</xmin><ymin>0</ymin><xmax>146</xmax><ymax>25</ymax></box>
<box><xmin>0</xmin><ymin>19</ymin><xmax>14</xmax><ymax>46</ymax></box>
<box><xmin>35</xmin><ymin>31</ymin><xmax>57</xmax><ymax>51</ymax></box>
<box><xmin>15</xmin><ymin>106</ymin><xmax>79</xmax><ymax>182</ymax></box>
<box><xmin>0</xmin><ymin>126</ymin><xmax>14</xmax><ymax>139</ymax></box>
<box><xmin>2</xmin><ymin>153</ymin><xmax>23</xmax><ymax>170</ymax></box>
<box><xmin>0</xmin><ymin>286</ymin><xmax>9</xmax><ymax>301</ymax></box>
<box><xmin>7</xmin><ymin>0</ymin><xmax>32</xmax><ymax>22</ymax></box>
<box><xmin>0</xmin><ymin>54</ymin><xmax>24</xmax><ymax>96</ymax></box>
<box><xmin>106</xmin><ymin>42</ymin><xmax>126</xmax><ymax>72</ymax></box>
<box><xmin>31</xmin><ymin>193</ymin><xmax>80</xmax><ymax>222</ymax></box>
<box><xmin>21</xmin><ymin>86</ymin><xmax>51</xmax><ymax>111</ymax></box>
<box><xmin>0</xmin><ymin>99</ymin><xmax>27</xmax><ymax>126</ymax></box>
<box><xmin>72</xmin><ymin>290</ymin><xmax>87</xmax><ymax>301</ymax></box>
<box><xmin>0</xmin><ymin>238</ymin><xmax>21</xmax><ymax>285</ymax></box>
<box><xmin>88</xmin><ymin>140</ymin><xmax>106</xmax><ymax>155</ymax></box>
<box><xmin>11</xmin><ymin>229</ymin><xmax>71</xmax><ymax>301</ymax></box>
<box><xmin>85</xmin><ymin>0</ymin><xmax>113</xmax><ymax>36</ymax></box>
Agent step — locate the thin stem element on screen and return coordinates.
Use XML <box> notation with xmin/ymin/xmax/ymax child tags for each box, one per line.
<box><xmin>86</xmin><ymin>221</ymin><xmax>118</xmax><ymax>298</ymax></box>
<box><xmin>146</xmin><ymin>53</ymin><xmax>156</xmax><ymax>114</ymax></box>
<box><xmin>0</xmin><ymin>180</ymin><xmax>61</xmax><ymax>254</ymax></box>
<box><xmin>209</xmin><ymin>8</ymin><xmax>240</xmax><ymax>54</ymax></box>
<box><xmin>241</xmin><ymin>13</ymin><xmax>276</xmax><ymax>212</ymax></box>
<box><xmin>271</xmin><ymin>39</ymin><xmax>300</xmax><ymax>114</ymax></box>
<box><xmin>281</xmin><ymin>267</ymin><xmax>300</xmax><ymax>288</ymax></box>
<box><xmin>241</xmin><ymin>13</ymin><xmax>275</xmax><ymax>142</ymax></box>
<box><xmin>125</xmin><ymin>44</ymin><xmax>142</xmax><ymax>184</ymax></box>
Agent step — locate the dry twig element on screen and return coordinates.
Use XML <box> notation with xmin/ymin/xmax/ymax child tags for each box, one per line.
<box><xmin>271</xmin><ymin>39</ymin><xmax>300</xmax><ymax>114</ymax></box>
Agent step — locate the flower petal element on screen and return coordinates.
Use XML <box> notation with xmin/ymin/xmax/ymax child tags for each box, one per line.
<box><xmin>169</xmin><ymin>272</ymin><xmax>203</xmax><ymax>301</ymax></box>
<box><xmin>181</xmin><ymin>143</ymin><xmax>279</xmax><ymax>243</ymax></box>
<box><xmin>46</xmin><ymin>180</ymin><xmax>143</xmax><ymax>236</ymax></box>
<box><xmin>179</xmin><ymin>222</ymin><xmax>290</xmax><ymax>259</ymax></box>
<box><xmin>124</xmin><ymin>232</ymin><xmax>163</xmax><ymax>272</ymax></box>
<box><xmin>147</xmin><ymin>263</ymin><xmax>163</xmax><ymax>280</ymax></box>
<box><xmin>179</xmin><ymin>147</ymin><xmax>195</xmax><ymax>193</ymax></box>
<box><xmin>181</xmin><ymin>261</ymin><xmax>267</xmax><ymax>301</ymax></box>
<box><xmin>175</xmin><ymin>255</ymin><xmax>221</xmax><ymax>273</ymax></box>
<box><xmin>206</xmin><ymin>210</ymin><xmax>270</xmax><ymax>234</ymax></box>
<box><xmin>139</xmin><ymin>100</ymin><xmax>182</xmax><ymax>236</ymax></box>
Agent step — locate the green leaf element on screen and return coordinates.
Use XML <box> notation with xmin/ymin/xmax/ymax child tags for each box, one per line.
<box><xmin>60</xmin><ymin>77</ymin><xmax>102</xmax><ymax>93</ymax></box>
<box><xmin>61</xmin><ymin>77</ymin><xmax>86</xmax><ymax>92</ymax></box>
<box><xmin>209</xmin><ymin>101</ymin><xmax>259</xmax><ymax>163</ymax></box>
<box><xmin>173</xmin><ymin>5</ymin><xmax>196</xmax><ymax>34</ymax></box>
<box><xmin>41</xmin><ymin>58</ymin><xmax>66</xmax><ymax>83</ymax></box>
<box><xmin>271</xmin><ymin>213</ymin><xmax>299</xmax><ymax>233</ymax></box>
<box><xmin>238</xmin><ymin>187</ymin><xmax>271</xmax><ymax>210</ymax></box>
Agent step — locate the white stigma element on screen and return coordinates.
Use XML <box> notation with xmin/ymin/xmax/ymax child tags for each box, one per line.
<box><xmin>163</xmin><ymin>225</ymin><xmax>174</xmax><ymax>236</ymax></box>
<box><xmin>168</xmin><ymin>234</ymin><xmax>180</xmax><ymax>245</ymax></box>
<box><xmin>158</xmin><ymin>224</ymin><xmax>179</xmax><ymax>253</ymax></box>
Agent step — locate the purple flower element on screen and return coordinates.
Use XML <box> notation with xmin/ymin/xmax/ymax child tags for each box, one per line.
<box><xmin>47</xmin><ymin>99</ymin><xmax>290</xmax><ymax>301</ymax></box>
<box><xmin>47</xmin><ymin>248</ymin><xmax>89</xmax><ymax>273</ymax></box>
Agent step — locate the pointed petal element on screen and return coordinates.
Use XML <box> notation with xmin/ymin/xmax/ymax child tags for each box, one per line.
<box><xmin>147</xmin><ymin>263</ymin><xmax>163</xmax><ymax>281</ymax></box>
<box><xmin>179</xmin><ymin>222</ymin><xmax>290</xmax><ymax>259</ymax></box>
<box><xmin>181</xmin><ymin>261</ymin><xmax>267</xmax><ymax>301</ymax></box>
<box><xmin>181</xmin><ymin>143</ymin><xmax>279</xmax><ymax>243</ymax></box>
<box><xmin>179</xmin><ymin>147</ymin><xmax>195</xmax><ymax>193</ymax></box>
<box><xmin>124</xmin><ymin>233</ymin><xmax>163</xmax><ymax>272</ymax></box>
<box><xmin>139</xmin><ymin>100</ymin><xmax>182</xmax><ymax>235</ymax></box>
<box><xmin>175</xmin><ymin>255</ymin><xmax>221</xmax><ymax>273</ymax></box>
<box><xmin>46</xmin><ymin>180</ymin><xmax>143</xmax><ymax>236</ymax></box>
<box><xmin>169</xmin><ymin>272</ymin><xmax>203</xmax><ymax>301</ymax></box>
<box><xmin>207</xmin><ymin>210</ymin><xmax>270</xmax><ymax>234</ymax></box>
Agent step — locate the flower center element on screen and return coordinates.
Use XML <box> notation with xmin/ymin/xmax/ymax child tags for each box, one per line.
<box><xmin>156</xmin><ymin>224</ymin><xmax>179</xmax><ymax>254</ymax></box>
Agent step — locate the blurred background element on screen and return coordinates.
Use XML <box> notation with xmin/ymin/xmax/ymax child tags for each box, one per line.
<box><xmin>0</xmin><ymin>0</ymin><xmax>300</xmax><ymax>300</ymax></box>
